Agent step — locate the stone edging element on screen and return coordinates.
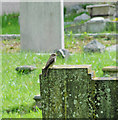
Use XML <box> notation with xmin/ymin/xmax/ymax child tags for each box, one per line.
<box><xmin>0</xmin><ymin>34</ymin><xmax>20</xmax><ymax>40</ymax></box>
<box><xmin>66</xmin><ymin>33</ymin><xmax>118</xmax><ymax>38</ymax></box>
<box><xmin>0</xmin><ymin>33</ymin><xmax>117</xmax><ymax>40</ymax></box>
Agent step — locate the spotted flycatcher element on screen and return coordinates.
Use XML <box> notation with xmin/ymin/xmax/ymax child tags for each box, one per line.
<box><xmin>43</xmin><ymin>53</ymin><xmax>57</xmax><ymax>77</ymax></box>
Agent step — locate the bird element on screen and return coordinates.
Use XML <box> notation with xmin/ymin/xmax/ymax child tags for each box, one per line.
<box><xmin>43</xmin><ymin>53</ymin><xmax>57</xmax><ymax>77</ymax></box>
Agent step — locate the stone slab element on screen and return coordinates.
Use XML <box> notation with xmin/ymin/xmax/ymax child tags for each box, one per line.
<box><xmin>20</xmin><ymin>2</ymin><xmax>64</xmax><ymax>52</ymax></box>
<box><xmin>87</xmin><ymin>4</ymin><xmax>115</xmax><ymax>19</ymax></box>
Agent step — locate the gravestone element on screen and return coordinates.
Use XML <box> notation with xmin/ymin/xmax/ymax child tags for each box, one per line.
<box><xmin>86</xmin><ymin>17</ymin><xmax>106</xmax><ymax>33</ymax></box>
<box><xmin>20</xmin><ymin>2</ymin><xmax>64</xmax><ymax>52</ymax></box>
<box><xmin>87</xmin><ymin>4</ymin><xmax>115</xmax><ymax>19</ymax></box>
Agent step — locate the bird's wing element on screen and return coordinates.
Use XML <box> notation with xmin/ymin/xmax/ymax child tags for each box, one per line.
<box><xmin>44</xmin><ymin>57</ymin><xmax>55</xmax><ymax>70</ymax></box>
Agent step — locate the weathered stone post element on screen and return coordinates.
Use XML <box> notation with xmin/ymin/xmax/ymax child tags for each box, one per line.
<box><xmin>40</xmin><ymin>65</ymin><xmax>95</xmax><ymax>118</ymax></box>
<box><xmin>20</xmin><ymin>1</ymin><xmax>64</xmax><ymax>52</ymax></box>
<box><xmin>39</xmin><ymin>65</ymin><xmax>118</xmax><ymax>118</ymax></box>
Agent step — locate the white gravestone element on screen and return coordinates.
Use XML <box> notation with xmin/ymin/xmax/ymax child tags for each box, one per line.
<box><xmin>20</xmin><ymin>2</ymin><xmax>64</xmax><ymax>52</ymax></box>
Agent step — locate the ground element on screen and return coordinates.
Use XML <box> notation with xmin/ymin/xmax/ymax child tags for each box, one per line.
<box><xmin>1</xmin><ymin>34</ymin><xmax>116</xmax><ymax>53</ymax></box>
<box><xmin>1</xmin><ymin>11</ymin><xmax>117</xmax><ymax>118</ymax></box>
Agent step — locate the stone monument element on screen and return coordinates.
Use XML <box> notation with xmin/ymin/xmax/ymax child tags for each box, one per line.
<box><xmin>87</xmin><ymin>4</ymin><xmax>115</xmax><ymax>19</ymax></box>
<box><xmin>20</xmin><ymin>2</ymin><xmax>64</xmax><ymax>52</ymax></box>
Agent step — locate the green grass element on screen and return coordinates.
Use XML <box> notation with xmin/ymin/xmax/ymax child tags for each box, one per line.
<box><xmin>1</xmin><ymin>12</ymin><xmax>116</xmax><ymax>34</ymax></box>
<box><xmin>1</xmin><ymin>12</ymin><xmax>117</xmax><ymax>118</ymax></box>
<box><xmin>1</xmin><ymin>13</ymin><xmax>20</xmax><ymax>34</ymax></box>
<box><xmin>2</xmin><ymin>51</ymin><xmax>47</xmax><ymax>118</ymax></box>
<box><xmin>2</xmin><ymin>49</ymin><xmax>116</xmax><ymax>118</ymax></box>
<box><xmin>2</xmin><ymin>110</ymin><xmax>42</xmax><ymax>118</ymax></box>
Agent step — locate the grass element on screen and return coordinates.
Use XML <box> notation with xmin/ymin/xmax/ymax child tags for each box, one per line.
<box><xmin>1</xmin><ymin>13</ymin><xmax>117</xmax><ymax>118</ymax></box>
<box><xmin>2</xmin><ymin>51</ymin><xmax>45</xmax><ymax>118</ymax></box>
<box><xmin>1</xmin><ymin>13</ymin><xmax>20</xmax><ymax>34</ymax></box>
<box><xmin>2</xmin><ymin>110</ymin><xmax>42</xmax><ymax>118</ymax></box>
<box><xmin>1</xmin><ymin>12</ymin><xmax>117</xmax><ymax>34</ymax></box>
<box><xmin>2</xmin><ymin>50</ymin><xmax>116</xmax><ymax>116</ymax></box>
<box><xmin>65</xmin><ymin>31</ymin><xmax>116</xmax><ymax>53</ymax></box>
<box><xmin>2</xmin><ymin>36</ymin><xmax>117</xmax><ymax>118</ymax></box>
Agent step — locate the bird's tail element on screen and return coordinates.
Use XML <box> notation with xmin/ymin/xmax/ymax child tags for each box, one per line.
<box><xmin>43</xmin><ymin>67</ymin><xmax>48</xmax><ymax>77</ymax></box>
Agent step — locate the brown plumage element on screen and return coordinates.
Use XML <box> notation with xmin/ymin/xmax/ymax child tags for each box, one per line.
<box><xmin>43</xmin><ymin>53</ymin><xmax>56</xmax><ymax>77</ymax></box>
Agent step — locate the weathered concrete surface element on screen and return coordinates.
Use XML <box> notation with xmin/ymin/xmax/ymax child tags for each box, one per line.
<box><xmin>20</xmin><ymin>2</ymin><xmax>64</xmax><ymax>52</ymax></box>
<box><xmin>39</xmin><ymin>65</ymin><xmax>118</xmax><ymax>118</ymax></box>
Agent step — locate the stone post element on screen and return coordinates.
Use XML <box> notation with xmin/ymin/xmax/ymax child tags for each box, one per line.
<box><xmin>39</xmin><ymin>65</ymin><xmax>118</xmax><ymax>118</ymax></box>
<box><xmin>20</xmin><ymin>2</ymin><xmax>64</xmax><ymax>52</ymax></box>
<box><xmin>40</xmin><ymin>65</ymin><xmax>95</xmax><ymax>118</ymax></box>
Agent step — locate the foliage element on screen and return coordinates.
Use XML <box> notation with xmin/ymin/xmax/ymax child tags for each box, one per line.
<box><xmin>64</xmin><ymin>6</ymin><xmax>66</xmax><ymax>17</ymax></box>
<box><xmin>0</xmin><ymin>16</ymin><xmax>2</xmax><ymax>34</ymax></box>
<box><xmin>105</xmin><ymin>22</ymin><xmax>116</xmax><ymax>33</ymax></box>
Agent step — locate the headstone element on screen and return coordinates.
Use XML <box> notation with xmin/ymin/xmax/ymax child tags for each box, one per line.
<box><xmin>74</xmin><ymin>13</ymin><xmax>90</xmax><ymax>22</ymax></box>
<box><xmin>86</xmin><ymin>17</ymin><xmax>106</xmax><ymax>33</ymax></box>
<box><xmin>84</xmin><ymin>40</ymin><xmax>105</xmax><ymax>53</ymax></box>
<box><xmin>20</xmin><ymin>2</ymin><xmax>64</xmax><ymax>52</ymax></box>
<box><xmin>86</xmin><ymin>4</ymin><xmax>115</xmax><ymax>19</ymax></box>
